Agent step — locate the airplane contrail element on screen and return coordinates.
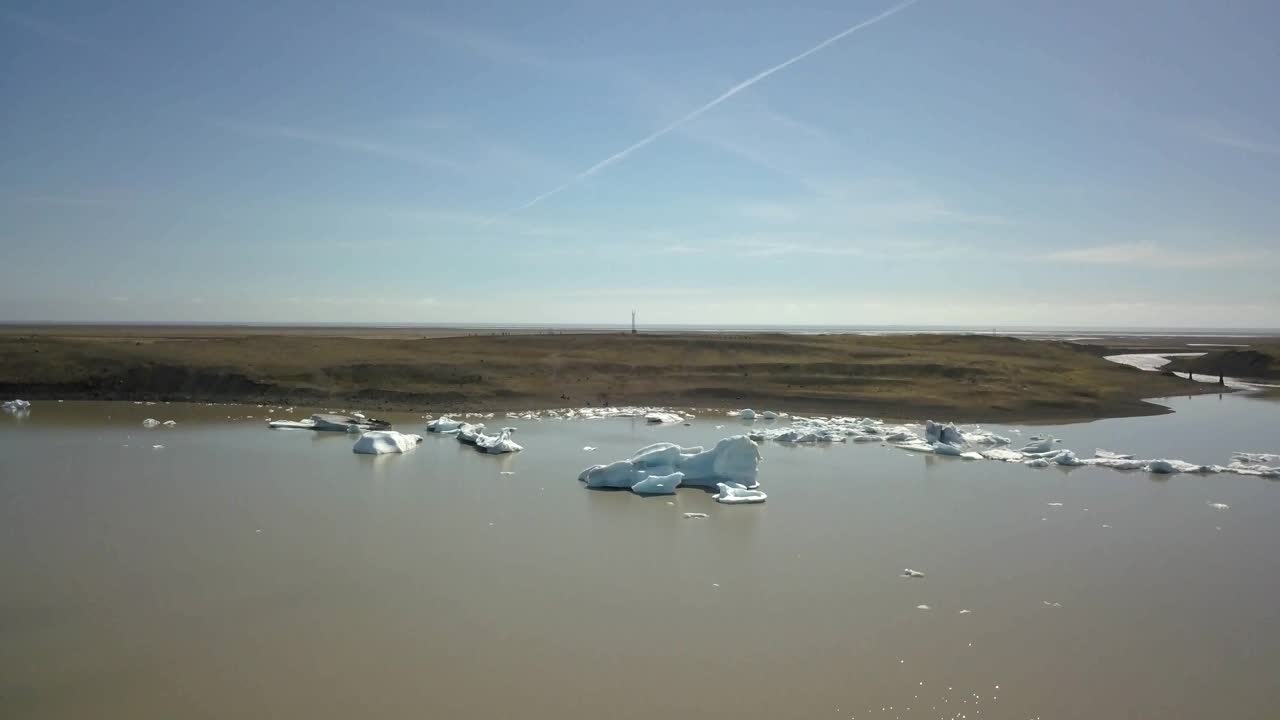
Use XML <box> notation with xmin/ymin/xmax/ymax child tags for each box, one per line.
<box><xmin>500</xmin><ymin>0</ymin><xmax>919</xmax><ymax>216</ymax></box>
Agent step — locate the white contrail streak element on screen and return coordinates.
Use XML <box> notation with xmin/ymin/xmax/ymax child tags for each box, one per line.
<box><xmin>500</xmin><ymin>0</ymin><xmax>918</xmax><ymax>216</ymax></box>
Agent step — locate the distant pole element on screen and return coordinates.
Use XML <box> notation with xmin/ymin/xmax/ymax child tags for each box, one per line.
<box><xmin>631</xmin><ymin>310</ymin><xmax>637</xmax><ymax>335</ymax></box>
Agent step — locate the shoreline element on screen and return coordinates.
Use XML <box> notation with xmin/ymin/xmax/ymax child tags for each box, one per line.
<box><xmin>0</xmin><ymin>329</ymin><xmax>1231</xmax><ymax>425</ymax></box>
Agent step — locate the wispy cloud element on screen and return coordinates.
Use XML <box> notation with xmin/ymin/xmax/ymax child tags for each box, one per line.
<box><xmin>1048</xmin><ymin>242</ymin><xmax>1267</xmax><ymax>269</ymax></box>
<box><xmin>738</xmin><ymin>239</ymin><xmax>863</xmax><ymax>258</ymax></box>
<box><xmin>217</xmin><ymin>122</ymin><xmax>465</xmax><ymax>172</ymax></box>
<box><xmin>1198</xmin><ymin>130</ymin><xmax>1280</xmax><ymax>156</ymax></box>
<box><xmin>652</xmin><ymin>244</ymin><xmax>705</xmax><ymax>255</ymax></box>
<box><xmin>383</xmin><ymin>14</ymin><xmax>555</xmax><ymax>70</ymax></box>
<box><xmin>498</xmin><ymin>0</ymin><xmax>920</xmax><ymax>216</ymax></box>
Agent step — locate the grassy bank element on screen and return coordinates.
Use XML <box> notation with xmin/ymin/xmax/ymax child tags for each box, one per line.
<box><xmin>1166</xmin><ymin>348</ymin><xmax>1280</xmax><ymax>382</ymax></box>
<box><xmin>0</xmin><ymin>330</ymin><xmax>1220</xmax><ymax>422</ymax></box>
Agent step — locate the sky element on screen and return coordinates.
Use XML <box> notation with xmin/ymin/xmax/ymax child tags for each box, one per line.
<box><xmin>2</xmin><ymin>0</ymin><xmax>1278</xmax><ymax>327</ymax></box>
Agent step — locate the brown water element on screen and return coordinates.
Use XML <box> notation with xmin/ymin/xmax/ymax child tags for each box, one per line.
<box><xmin>2</xmin><ymin>397</ymin><xmax>1279</xmax><ymax>719</ymax></box>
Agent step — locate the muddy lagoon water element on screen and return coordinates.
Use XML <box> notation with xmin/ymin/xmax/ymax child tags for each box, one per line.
<box><xmin>3</xmin><ymin>394</ymin><xmax>1279</xmax><ymax>719</ymax></box>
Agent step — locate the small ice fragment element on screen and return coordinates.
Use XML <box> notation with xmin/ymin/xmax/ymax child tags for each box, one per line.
<box><xmin>151</xmin><ymin>444</ymin><xmax>164</xmax><ymax>450</ymax></box>
<box><xmin>1101</xmin><ymin>524</ymin><xmax>1111</xmax><ymax>528</ymax></box>
<box><xmin>958</xmin><ymin>609</ymin><xmax>972</xmax><ymax>614</ymax></box>
<box><xmin>255</xmin><ymin>528</ymin><xmax>262</xmax><ymax>533</ymax></box>
<box><xmin>1042</xmin><ymin>600</ymin><xmax>1062</xmax><ymax>607</ymax></box>
<box><xmin>142</xmin><ymin>418</ymin><xmax>160</xmax><ymax>428</ymax></box>
<box><xmin>1047</xmin><ymin>502</ymin><xmax>1063</xmax><ymax>507</ymax></box>
<box><xmin>714</xmin><ymin>482</ymin><xmax>767</xmax><ymax>504</ymax></box>
<box><xmin>583</xmin><ymin>446</ymin><xmax>597</xmax><ymax>451</ymax></box>
<box><xmin>916</xmin><ymin>604</ymin><xmax>931</xmax><ymax>610</ymax></box>
<box><xmin>499</xmin><ymin>471</ymin><xmax>515</xmax><ymax>475</ymax></box>
<box><xmin>901</xmin><ymin>568</ymin><xmax>925</xmax><ymax>578</ymax></box>
<box><xmin>1207</xmin><ymin>502</ymin><xmax>1230</xmax><ymax>510</ymax></box>
<box><xmin>712</xmin><ymin>583</ymin><xmax>720</xmax><ymax>588</ymax></box>
<box><xmin>683</xmin><ymin>512</ymin><xmax>709</xmax><ymax>519</ymax></box>
<box><xmin>162</xmin><ymin>420</ymin><xmax>177</xmax><ymax>426</ymax></box>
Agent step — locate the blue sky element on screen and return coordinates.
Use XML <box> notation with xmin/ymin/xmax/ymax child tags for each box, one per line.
<box><xmin>2</xmin><ymin>0</ymin><xmax>1277</xmax><ymax>327</ymax></box>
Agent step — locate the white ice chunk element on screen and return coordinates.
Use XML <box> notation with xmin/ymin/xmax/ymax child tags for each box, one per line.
<box><xmin>675</xmin><ymin>436</ymin><xmax>761</xmax><ymax>488</ymax></box>
<box><xmin>982</xmin><ymin>448</ymin><xmax>1025</xmax><ymax>462</ymax></box>
<box><xmin>738</xmin><ymin>409</ymin><xmax>756</xmax><ymax>420</ymax></box>
<box><xmin>455</xmin><ymin>423</ymin><xmax>486</xmax><ymax>445</ymax></box>
<box><xmin>683</xmin><ymin>512</ymin><xmax>709</xmax><ymax>519</ymax></box>
<box><xmin>579</xmin><ymin>460</ymin><xmax>644</xmax><ymax>489</ymax></box>
<box><xmin>162</xmin><ymin>420</ymin><xmax>177</xmax><ymax>426</ymax></box>
<box><xmin>1146</xmin><ymin>459</ymin><xmax>1217</xmax><ymax>474</ymax></box>
<box><xmin>713</xmin><ymin>482</ymin><xmax>767</xmax><ymax>504</ymax></box>
<box><xmin>760</xmin><ymin>410</ymin><xmax>779</xmax><ymax>420</ymax></box>
<box><xmin>1207</xmin><ymin>501</ymin><xmax>1230</xmax><ymax>510</ymax></box>
<box><xmin>427</xmin><ymin>416</ymin><xmax>463</xmax><ymax>433</ymax></box>
<box><xmin>142</xmin><ymin>418</ymin><xmax>160</xmax><ymax>428</ymax></box>
<box><xmin>269</xmin><ymin>418</ymin><xmax>317</xmax><ymax>430</ymax></box>
<box><xmin>1095</xmin><ymin>449</ymin><xmax>1134</xmax><ymax>460</ymax></box>
<box><xmin>476</xmin><ymin>428</ymin><xmax>523</xmax><ymax>454</ymax></box>
<box><xmin>580</xmin><ymin>436</ymin><xmax>763</xmax><ymax>498</ymax></box>
<box><xmin>644</xmin><ymin>412</ymin><xmax>683</xmax><ymax>424</ymax></box>
<box><xmin>925</xmin><ymin>420</ymin><xmax>965</xmax><ymax>446</ymax></box>
<box><xmin>901</xmin><ymin>568</ymin><xmax>925</xmax><ymax>578</ymax></box>
<box><xmin>353</xmin><ymin>430</ymin><xmax>423</xmax><ymax>455</ymax></box>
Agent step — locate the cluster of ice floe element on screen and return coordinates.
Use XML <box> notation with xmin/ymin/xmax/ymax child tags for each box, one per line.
<box><xmin>141</xmin><ymin>418</ymin><xmax>178</xmax><ymax>428</ymax></box>
<box><xmin>492</xmin><ymin>406</ymin><xmax>698</xmax><ymax>423</ymax></box>
<box><xmin>741</xmin><ymin>413</ymin><xmax>1280</xmax><ymax>478</ymax></box>
<box><xmin>728</xmin><ymin>408</ymin><xmax>784</xmax><ymax>420</ymax></box>
<box><xmin>426</xmin><ymin>417</ymin><xmax>523</xmax><ymax>454</ymax></box>
<box><xmin>578</xmin><ymin>435</ymin><xmax>766</xmax><ymax>504</ymax></box>
<box><xmin>268</xmin><ymin>413</ymin><xmax>391</xmax><ymax>433</ymax></box>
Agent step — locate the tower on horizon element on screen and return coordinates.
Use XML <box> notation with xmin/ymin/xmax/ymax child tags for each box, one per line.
<box><xmin>631</xmin><ymin>310</ymin><xmax>636</xmax><ymax>335</ymax></box>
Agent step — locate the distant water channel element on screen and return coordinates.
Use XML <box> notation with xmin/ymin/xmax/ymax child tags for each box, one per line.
<box><xmin>3</xmin><ymin>394</ymin><xmax>1278</xmax><ymax>719</ymax></box>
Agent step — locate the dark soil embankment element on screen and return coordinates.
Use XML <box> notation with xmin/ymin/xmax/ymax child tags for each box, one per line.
<box><xmin>0</xmin><ymin>331</ymin><xmax>1221</xmax><ymax>422</ymax></box>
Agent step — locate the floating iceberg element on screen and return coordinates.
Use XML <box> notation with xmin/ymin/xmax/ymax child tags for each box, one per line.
<box><xmin>1095</xmin><ymin>449</ymin><xmax>1134</xmax><ymax>460</ymax></box>
<box><xmin>352</xmin><ymin>431</ymin><xmax>423</xmax><ymax>455</ymax></box>
<box><xmin>901</xmin><ymin>568</ymin><xmax>925</xmax><ymax>578</ymax></box>
<box><xmin>142</xmin><ymin>418</ymin><xmax>160</xmax><ymax>428</ymax></box>
<box><xmin>427</xmin><ymin>416</ymin><xmax>463</xmax><ymax>433</ymax></box>
<box><xmin>578</xmin><ymin>436</ymin><xmax>764</xmax><ymax>501</ymax></box>
<box><xmin>456</xmin><ymin>423</ymin><xmax>486</xmax><ymax>445</ymax></box>
<box><xmin>1144</xmin><ymin>459</ymin><xmax>1217</xmax><ymax>475</ymax></box>
<box><xmin>644</xmin><ymin>411</ymin><xmax>683</xmax><ymax>424</ymax></box>
<box><xmin>737</xmin><ymin>409</ymin><xmax>756</xmax><ymax>420</ymax></box>
<box><xmin>2</xmin><ymin>399</ymin><xmax>31</xmax><ymax>412</ymax></box>
<box><xmin>162</xmin><ymin>420</ymin><xmax>177</xmax><ymax>427</ymax></box>
<box><xmin>760</xmin><ymin>410</ymin><xmax>780</xmax><ymax>420</ymax></box>
<box><xmin>713</xmin><ymin>482</ymin><xmax>767</xmax><ymax>504</ymax></box>
<box><xmin>475</xmin><ymin>428</ymin><xmax>523</xmax><ymax>454</ymax></box>
<box><xmin>683</xmin><ymin>512</ymin><xmax>709</xmax><ymax>519</ymax></box>
<box><xmin>925</xmin><ymin>420</ymin><xmax>965</xmax><ymax>446</ymax></box>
